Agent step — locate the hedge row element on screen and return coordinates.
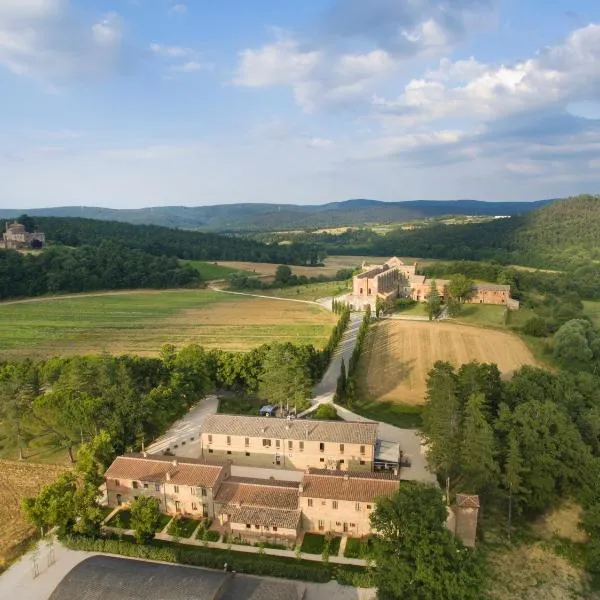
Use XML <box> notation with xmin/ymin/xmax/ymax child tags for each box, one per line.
<box><xmin>320</xmin><ymin>306</ymin><xmax>351</xmax><ymax>374</ymax></box>
<box><xmin>61</xmin><ymin>534</ymin><xmax>375</xmax><ymax>587</ymax></box>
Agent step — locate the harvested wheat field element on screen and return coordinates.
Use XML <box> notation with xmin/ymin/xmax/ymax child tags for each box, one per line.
<box><xmin>357</xmin><ymin>320</ymin><xmax>538</xmax><ymax>405</ymax></box>
<box><xmin>0</xmin><ymin>459</ymin><xmax>68</xmax><ymax>570</ymax></box>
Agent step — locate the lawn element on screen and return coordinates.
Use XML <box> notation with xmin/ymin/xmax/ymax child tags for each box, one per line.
<box><xmin>392</xmin><ymin>302</ymin><xmax>429</xmax><ymax>317</ymax></box>
<box><xmin>343</xmin><ymin>536</ymin><xmax>374</xmax><ymax>559</ymax></box>
<box><xmin>0</xmin><ymin>290</ymin><xmax>337</xmax><ymax>360</ymax></box>
<box><xmin>260</xmin><ymin>280</ymin><xmax>351</xmax><ymax>301</ymax></box>
<box><xmin>452</xmin><ymin>304</ymin><xmax>508</xmax><ymax>327</ymax></box>
<box><xmin>181</xmin><ymin>260</ymin><xmax>255</xmax><ymax>281</ymax></box>
<box><xmin>301</xmin><ymin>533</ymin><xmax>326</xmax><ymax>554</ymax></box>
<box><xmin>328</xmin><ymin>536</ymin><xmax>342</xmax><ymax>556</ymax></box>
<box><xmin>351</xmin><ymin>400</ymin><xmax>423</xmax><ymax>429</ymax></box>
<box><xmin>156</xmin><ymin>513</ymin><xmax>172</xmax><ymax>532</ymax></box>
<box><xmin>583</xmin><ymin>300</ymin><xmax>600</xmax><ymax>327</ymax></box>
<box><xmin>107</xmin><ymin>509</ymin><xmax>131</xmax><ymax>529</ymax></box>
<box><xmin>167</xmin><ymin>516</ymin><xmax>198</xmax><ymax>537</ymax></box>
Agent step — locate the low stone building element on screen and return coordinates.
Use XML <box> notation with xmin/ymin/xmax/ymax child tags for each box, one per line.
<box><xmin>199</xmin><ymin>415</ymin><xmax>377</xmax><ymax>472</ymax></box>
<box><xmin>299</xmin><ymin>469</ymin><xmax>400</xmax><ymax>537</ymax></box>
<box><xmin>104</xmin><ymin>453</ymin><xmax>230</xmax><ymax>518</ymax></box>
<box><xmin>446</xmin><ymin>494</ymin><xmax>480</xmax><ymax>547</ymax></box>
<box><xmin>2</xmin><ymin>221</ymin><xmax>45</xmax><ymax>250</ymax></box>
<box><xmin>214</xmin><ymin>476</ymin><xmax>302</xmax><ymax>547</ymax></box>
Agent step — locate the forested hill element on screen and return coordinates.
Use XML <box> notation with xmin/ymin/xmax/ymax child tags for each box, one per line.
<box><xmin>8</xmin><ymin>216</ymin><xmax>321</xmax><ymax>265</ymax></box>
<box><xmin>0</xmin><ymin>199</ymin><xmax>551</xmax><ymax>231</ymax></box>
<box><xmin>371</xmin><ymin>195</ymin><xmax>600</xmax><ymax>269</ymax></box>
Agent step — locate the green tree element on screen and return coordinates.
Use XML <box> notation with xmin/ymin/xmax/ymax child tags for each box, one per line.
<box><xmin>22</xmin><ymin>472</ymin><xmax>78</xmax><ymax>536</ymax></box>
<box><xmin>130</xmin><ymin>496</ymin><xmax>161</xmax><ymax>544</ymax></box>
<box><xmin>581</xmin><ymin>504</ymin><xmax>600</xmax><ymax>573</ymax></box>
<box><xmin>553</xmin><ymin>319</ymin><xmax>600</xmax><ymax>372</ymax></box>
<box><xmin>447</xmin><ymin>274</ymin><xmax>474</xmax><ymax>304</ymax></box>
<box><xmin>258</xmin><ymin>343</ymin><xmax>312</xmax><ymax>412</ymax></box>
<box><xmin>274</xmin><ymin>265</ymin><xmax>293</xmax><ymax>285</ymax></box>
<box><xmin>314</xmin><ymin>403</ymin><xmax>338</xmax><ymax>420</ymax></box>
<box><xmin>426</xmin><ymin>280</ymin><xmax>442</xmax><ymax>321</ymax></box>
<box><xmin>370</xmin><ymin>483</ymin><xmax>484</xmax><ymax>600</ymax></box>
<box><xmin>503</xmin><ymin>429</ymin><xmax>526</xmax><ymax>542</ymax></box>
<box><xmin>334</xmin><ymin>358</ymin><xmax>347</xmax><ymax>403</ymax></box>
<box><xmin>460</xmin><ymin>393</ymin><xmax>499</xmax><ymax>495</ymax></box>
<box><xmin>75</xmin><ymin>430</ymin><xmax>115</xmax><ymax>486</ymax></box>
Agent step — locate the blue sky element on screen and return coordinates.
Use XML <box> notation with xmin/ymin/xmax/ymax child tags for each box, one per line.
<box><xmin>1</xmin><ymin>0</ymin><xmax>599</xmax><ymax>208</ymax></box>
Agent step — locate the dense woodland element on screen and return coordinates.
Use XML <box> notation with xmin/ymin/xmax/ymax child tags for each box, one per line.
<box><xmin>16</xmin><ymin>216</ymin><xmax>322</xmax><ymax>265</ymax></box>
<box><xmin>0</xmin><ymin>242</ymin><xmax>199</xmax><ymax>301</ymax></box>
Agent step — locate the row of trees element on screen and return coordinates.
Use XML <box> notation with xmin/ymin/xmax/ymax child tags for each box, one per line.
<box><xmin>0</xmin><ymin>242</ymin><xmax>199</xmax><ymax>301</ymax></box>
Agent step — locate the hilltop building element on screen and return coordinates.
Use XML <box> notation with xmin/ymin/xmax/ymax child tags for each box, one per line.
<box><xmin>2</xmin><ymin>221</ymin><xmax>46</xmax><ymax>250</ymax></box>
<box><xmin>349</xmin><ymin>256</ymin><xmax>517</xmax><ymax>310</ymax></box>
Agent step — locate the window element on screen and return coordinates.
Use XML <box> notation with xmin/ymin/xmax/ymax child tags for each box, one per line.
<box><xmin>208</xmin><ymin>449</ymin><xmax>214</xmax><ymax>453</ymax></box>
<box><xmin>273</xmin><ymin>527</ymin><xmax>278</xmax><ymax>532</ymax></box>
<box><xmin>299</xmin><ymin>441</ymin><xmax>304</xmax><ymax>452</ymax></box>
<box><xmin>132</xmin><ymin>481</ymin><xmax>138</xmax><ymax>489</ymax></box>
<box><xmin>192</xmin><ymin>503</ymin><xmax>197</xmax><ymax>511</ymax></box>
<box><xmin>339</xmin><ymin>444</ymin><xmax>344</xmax><ymax>454</ymax></box>
<box><xmin>175</xmin><ymin>501</ymin><xmax>181</xmax><ymax>511</ymax></box>
<box><xmin>116</xmin><ymin>494</ymin><xmax>122</xmax><ymax>506</ymax></box>
<box><xmin>355</xmin><ymin>503</ymin><xmax>360</xmax><ymax>511</ymax></box>
<box><xmin>245</xmin><ymin>452</ymin><xmax>250</xmax><ymax>457</ymax></box>
<box><xmin>321</xmin><ymin>500</ymin><xmax>326</xmax><ymax>506</ymax></box>
<box><xmin>350</xmin><ymin>523</ymin><xmax>356</xmax><ymax>528</ymax></box>
<box><xmin>319</xmin><ymin>442</ymin><xmax>325</xmax><ymax>452</ymax></box>
<box><xmin>114</xmin><ymin>479</ymin><xmax>120</xmax><ymax>487</ymax></box>
<box><xmin>174</xmin><ymin>485</ymin><xmax>179</xmax><ymax>493</ymax></box>
<box><xmin>262</xmin><ymin>439</ymin><xmax>271</xmax><ymax>447</ymax></box>
<box><xmin>190</xmin><ymin>437</ymin><xmax>194</xmax><ymax>441</ymax></box>
<box><xmin>359</xmin><ymin>288</ymin><xmax>363</xmax><ymax>294</ymax></box>
<box><xmin>208</xmin><ymin>435</ymin><xmax>212</xmax><ymax>443</ymax></box>
<box><xmin>155</xmin><ymin>484</ymin><xmax>160</xmax><ymax>492</ymax></box>
<box><xmin>201</xmin><ymin>488</ymin><xmax>207</xmax><ymax>497</ymax></box>
<box><xmin>227</xmin><ymin>450</ymin><xmax>232</xmax><ymax>455</ymax></box>
<box><xmin>339</xmin><ymin>459</ymin><xmax>344</xmax><ymax>464</ymax></box>
<box><xmin>226</xmin><ymin>436</ymin><xmax>231</xmax><ymax>446</ymax></box>
<box><xmin>332</xmin><ymin>501</ymin><xmax>338</xmax><ymax>509</ymax></box>
<box><xmin>367</xmin><ymin>504</ymin><xmax>372</xmax><ymax>510</ymax></box>
<box><xmin>134</xmin><ymin>496</ymin><xmax>139</xmax><ymax>500</ymax></box>
<box><xmin>318</xmin><ymin>520</ymin><xmax>324</xmax><ymax>531</ymax></box>
<box><xmin>360</xmin><ymin>445</ymin><xmax>365</xmax><ymax>455</ymax></box>
<box><xmin>308</xmin><ymin>499</ymin><xmax>313</xmax><ymax>507</ymax></box>
<box><xmin>245</xmin><ymin>437</ymin><xmax>250</xmax><ymax>447</ymax></box>
<box><xmin>320</xmin><ymin>458</ymin><xmax>324</xmax><ymax>462</ymax></box>
<box><xmin>143</xmin><ymin>483</ymin><xmax>148</xmax><ymax>489</ymax></box>
<box><xmin>246</xmin><ymin>524</ymin><xmax>251</xmax><ymax>529</ymax></box>
<box><xmin>360</xmin><ymin>460</ymin><xmax>365</xmax><ymax>465</ymax></box>
<box><xmin>336</xmin><ymin>521</ymin><xmax>341</xmax><ymax>526</ymax></box>
<box><xmin>288</xmin><ymin>440</ymin><xmax>293</xmax><ymax>450</ymax></box>
<box><xmin>255</xmin><ymin>524</ymin><xmax>260</xmax><ymax>530</ymax></box>
<box><xmin>275</xmin><ymin>439</ymin><xmax>280</xmax><ymax>448</ymax></box>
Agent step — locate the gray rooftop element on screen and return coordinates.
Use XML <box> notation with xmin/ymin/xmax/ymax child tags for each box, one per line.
<box><xmin>201</xmin><ymin>414</ymin><xmax>378</xmax><ymax>445</ymax></box>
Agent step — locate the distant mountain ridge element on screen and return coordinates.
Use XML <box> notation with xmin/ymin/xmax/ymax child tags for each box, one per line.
<box><xmin>0</xmin><ymin>199</ymin><xmax>553</xmax><ymax>231</ymax></box>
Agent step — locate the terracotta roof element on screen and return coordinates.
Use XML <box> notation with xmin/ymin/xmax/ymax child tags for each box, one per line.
<box><xmin>104</xmin><ymin>453</ymin><xmax>225</xmax><ymax>487</ymax></box>
<box><xmin>455</xmin><ymin>494</ymin><xmax>480</xmax><ymax>509</ymax></box>
<box><xmin>215</xmin><ymin>478</ymin><xmax>299</xmax><ymax>510</ymax></box>
<box><xmin>300</xmin><ymin>471</ymin><xmax>399</xmax><ymax>502</ymax></box>
<box><xmin>474</xmin><ymin>283</ymin><xmax>510</xmax><ymax>292</ymax></box>
<box><xmin>201</xmin><ymin>415</ymin><xmax>378</xmax><ymax>445</ymax></box>
<box><xmin>222</xmin><ymin>505</ymin><xmax>301</xmax><ymax>530</ymax></box>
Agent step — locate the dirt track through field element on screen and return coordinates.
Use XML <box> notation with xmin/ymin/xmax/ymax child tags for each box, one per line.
<box><xmin>357</xmin><ymin>320</ymin><xmax>538</xmax><ymax>405</ymax></box>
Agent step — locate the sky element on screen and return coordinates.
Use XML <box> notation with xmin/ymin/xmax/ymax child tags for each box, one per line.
<box><xmin>1</xmin><ymin>0</ymin><xmax>600</xmax><ymax>209</ymax></box>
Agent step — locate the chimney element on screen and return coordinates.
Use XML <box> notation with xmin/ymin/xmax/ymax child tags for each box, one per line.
<box><xmin>142</xmin><ymin>451</ymin><xmax>147</xmax><ymax>458</ymax></box>
<box><xmin>172</xmin><ymin>459</ymin><xmax>178</xmax><ymax>467</ymax></box>
<box><xmin>298</xmin><ymin>483</ymin><xmax>303</xmax><ymax>493</ymax></box>
<box><xmin>166</xmin><ymin>472</ymin><xmax>171</xmax><ymax>482</ymax></box>
<box><xmin>343</xmin><ymin>473</ymin><xmax>349</xmax><ymax>481</ymax></box>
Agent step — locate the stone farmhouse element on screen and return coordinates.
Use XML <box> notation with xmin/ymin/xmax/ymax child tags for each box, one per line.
<box><xmin>2</xmin><ymin>221</ymin><xmax>46</xmax><ymax>250</ymax></box>
<box><xmin>198</xmin><ymin>414</ymin><xmax>378</xmax><ymax>471</ymax></box>
<box><xmin>349</xmin><ymin>256</ymin><xmax>517</xmax><ymax>310</ymax></box>
<box><xmin>104</xmin><ymin>451</ymin><xmax>399</xmax><ymax>547</ymax></box>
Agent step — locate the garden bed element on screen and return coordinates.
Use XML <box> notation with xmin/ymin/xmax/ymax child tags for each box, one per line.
<box><xmin>301</xmin><ymin>533</ymin><xmax>326</xmax><ymax>554</ymax></box>
<box><xmin>167</xmin><ymin>517</ymin><xmax>199</xmax><ymax>538</ymax></box>
<box><xmin>344</xmin><ymin>536</ymin><xmax>374</xmax><ymax>559</ymax></box>
<box><xmin>107</xmin><ymin>509</ymin><xmax>131</xmax><ymax>529</ymax></box>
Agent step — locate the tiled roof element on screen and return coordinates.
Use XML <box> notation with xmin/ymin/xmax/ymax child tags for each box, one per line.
<box><xmin>104</xmin><ymin>453</ymin><xmax>225</xmax><ymax>487</ymax></box>
<box><xmin>300</xmin><ymin>470</ymin><xmax>399</xmax><ymax>502</ymax></box>
<box><xmin>201</xmin><ymin>415</ymin><xmax>378</xmax><ymax>445</ymax></box>
<box><xmin>474</xmin><ymin>283</ymin><xmax>510</xmax><ymax>292</ymax></box>
<box><xmin>222</xmin><ymin>505</ymin><xmax>301</xmax><ymax>530</ymax></box>
<box><xmin>456</xmin><ymin>493</ymin><xmax>480</xmax><ymax>509</ymax></box>
<box><xmin>215</xmin><ymin>477</ymin><xmax>299</xmax><ymax>510</ymax></box>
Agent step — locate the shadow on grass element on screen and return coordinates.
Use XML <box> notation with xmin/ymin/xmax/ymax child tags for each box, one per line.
<box><xmin>350</xmin><ymin>399</ymin><xmax>423</xmax><ymax>429</ymax></box>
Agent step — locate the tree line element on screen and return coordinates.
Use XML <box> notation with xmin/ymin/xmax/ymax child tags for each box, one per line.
<box><xmin>0</xmin><ymin>241</ymin><xmax>199</xmax><ymax>301</ymax></box>
<box><xmin>14</xmin><ymin>215</ymin><xmax>323</xmax><ymax>266</ymax></box>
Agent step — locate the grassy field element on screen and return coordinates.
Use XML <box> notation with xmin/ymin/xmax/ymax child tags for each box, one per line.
<box><xmin>356</xmin><ymin>320</ymin><xmax>538</xmax><ymax>406</ymax></box>
<box><xmin>452</xmin><ymin>304</ymin><xmax>508</xmax><ymax>327</ymax></box>
<box><xmin>0</xmin><ymin>289</ymin><xmax>337</xmax><ymax>360</ymax></box>
<box><xmin>181</xmin><ymin>260</ymin><xmax>255</xmax><ymax>280</ymax></box>
<box><xmin>260</xmin><ymin>280</ymin><xmax>351</xmax><ymax>301</ymax></box>
<box><xmin>0</xmin><ymin>459</ymin><xmax>69</xmax><ymax>571</ymax></box>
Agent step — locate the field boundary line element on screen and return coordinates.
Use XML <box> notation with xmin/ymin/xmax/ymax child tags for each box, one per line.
<box><xmin>209</xmin><ymin>288</ymin><xmax>331</xmax><ymax>310</ymax></box>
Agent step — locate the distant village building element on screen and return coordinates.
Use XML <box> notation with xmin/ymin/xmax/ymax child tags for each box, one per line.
<box><xmin>2</xmin><ymin>222</ymin><xmax>46</xmax><ymax>250</ymax></box>
<box><xmin>349</xmin><ymin>256</ymin><xmax>518</xmax><ymax>310</ymax></box>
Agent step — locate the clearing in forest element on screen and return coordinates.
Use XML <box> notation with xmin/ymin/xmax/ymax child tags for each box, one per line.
<box><xmin>0</xmin><ymin>459</ymin><xmax>68</xmax><ymax>571</ymax></box>
<box><xmin>0</xmin><ymin>290</ymin><xmax>337</xmax><ymax>360</ymax></box>
<box><xmin>356</xmin><ymin>320</ymin><xmax>538</xmax><ymax>406</ymax></box>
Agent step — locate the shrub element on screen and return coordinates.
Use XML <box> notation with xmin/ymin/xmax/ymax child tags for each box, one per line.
<box><xmin>314</xmin><ymin>404</ymin><xmax>338</xmax><ymax>420</ymax></box>
<box><xmin>343</xmin><ymin>536</ymin><xmax>374</xmax><ymax>559</ymax></box>
<box><xmin>301</xmin><ymin>533</ymin><xmax>326</xmax><ymax>554</ymax></box>
<box><xmin>167</xmin><ymin>517</ymin><xmax>198</xmax><ymax>538</ymax></box>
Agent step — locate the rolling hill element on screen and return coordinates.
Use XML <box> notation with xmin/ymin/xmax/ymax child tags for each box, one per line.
<box><xmin>0</xmin><ymin>199</ymin><xmax>552</xmax><ymax>232</ymax></box>
<box><xmin>375</xmin><ymin>195</ymin><xmax>600</xmax><ymax>268</ymax></box>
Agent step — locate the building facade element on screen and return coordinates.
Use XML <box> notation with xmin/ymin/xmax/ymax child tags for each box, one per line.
<box><xmin>104</xmin><ymin>453</ymin><xmax>230</xmax><ymax>518</ymax></box>
<box><xmin>2</xmin><ymin>222</ymin><xmax>46</xmax><ymax>250</ymax></box>
<box><xmin>199</xmin><ymin>415</ymin><xmax>377</xmax><ymax>472</ymax></box>
<box><xmin>300</xmin><ymin>470</ymin><xmax>399</xmax><ymax>537</ymax></box>
<box><xmin>349</xmin><ymin>256</ymin><xmax>517</xmax><ymax>310</ymax></box>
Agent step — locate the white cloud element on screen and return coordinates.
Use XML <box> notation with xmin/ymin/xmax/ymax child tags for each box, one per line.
<box><xmin>306</xmin><ymin>137</ymin><xmax>334</xmax><ymax>149</ymax></box>
<box><xmin>0</xmin><ymin>1</ymin><xmax>125</xmax><ymax>82</ymax></box>
<box><xmin>150</xmin><ymin>42</ymin><xmax>209</xmax><ymax>74</ymax></box>
<box><xmin>374</xmin><ymin>24</ymin><xmax>600</xmax><ymax>127</ymax></box>
<box><xmin>150</xmin><ymin>43</ymin><xmax>194</xmax><ymax>58</ymax></box>
<box><xmin>169</xmin><ymin>4</ymin><xmax>187</xmax><ymax>16</ymax></box>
